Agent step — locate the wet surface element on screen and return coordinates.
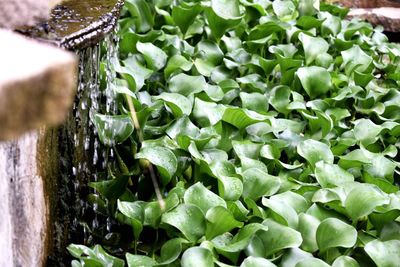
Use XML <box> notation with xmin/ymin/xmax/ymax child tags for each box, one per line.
<box><xmin>20</xmin><ymin>0</ymin><xmax>124</xmax><ymax>50</ymax></box>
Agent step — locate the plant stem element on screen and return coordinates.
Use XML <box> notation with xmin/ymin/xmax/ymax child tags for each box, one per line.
<box><xmin>125</xmin><ymin>94</ymin><xmax>165</xmax><ymax>211</ymax></box>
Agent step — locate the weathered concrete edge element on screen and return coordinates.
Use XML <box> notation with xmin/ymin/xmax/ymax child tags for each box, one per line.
<box><xmin>45</xmin><ymin>0</ymin><xmax>125</xmax><ymax>50</ymax></box>
<box><xmin>348</xmin><ymin>7</ymin><xmax>400</xmax><ymax>32</ymax></box>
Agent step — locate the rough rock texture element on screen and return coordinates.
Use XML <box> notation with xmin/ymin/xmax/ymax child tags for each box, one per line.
<box><xmin>0</xmin><ymin>132</ymin><xmax>48</xmax><ymax>267</ymax></box>
<box><xmin>0</xmin><ymin>0</ymin><xmax>61</xmax><ymax>29</ymax></box>
<box><xmin>337</xmin><ymin>0</ymin><xmax>400</xmax><ymax>8</ymax></box>
<box><xmin>0</xmin><ymin>30</ymin><xmax>77</xmax><ymax>140</ymax></box>
<box><xmin>348</xmin><ymin>7</ymin><xmax>400</xmax><ymax>32</ymax></box>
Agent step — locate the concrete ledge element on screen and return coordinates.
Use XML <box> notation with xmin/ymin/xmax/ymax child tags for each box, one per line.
<box><xmin>0</xmin><ymin>0</ymin><xmax>61</xmax><ymax>29</ymax></box>
<box><xmin>0</xmin><ymin>30</ymin><xmax>77</xmax><ymax>140</ymax></box>
<box><xmin>348</xmin><ymin>7</ymin><xmax>400</xmax><ymax>32</ymax></box>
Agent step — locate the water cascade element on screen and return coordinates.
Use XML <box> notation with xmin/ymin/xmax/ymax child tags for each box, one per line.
<box><xmin>0</xmin><ymin>1</ymin><xmax>123</xmax><ymax>266</ymax></box>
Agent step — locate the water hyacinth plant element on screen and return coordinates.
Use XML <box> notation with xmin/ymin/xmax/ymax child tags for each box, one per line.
<box><xmin>69</xmin><ymin>0</ymin><xmax>400</xmax><ymax>266</ymax></box>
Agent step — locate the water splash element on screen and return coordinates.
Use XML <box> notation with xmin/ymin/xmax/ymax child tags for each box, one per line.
<box><xmin>49</xmin><ymin>30</ymin><xmax>119</xmax><ymax>265</ymax></box>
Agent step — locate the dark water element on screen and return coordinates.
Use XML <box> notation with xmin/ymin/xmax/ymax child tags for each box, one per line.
<box><xmin>20</xmin><ymin>0</ymin><xmax>123</xmax><ymax>50</ymax></box>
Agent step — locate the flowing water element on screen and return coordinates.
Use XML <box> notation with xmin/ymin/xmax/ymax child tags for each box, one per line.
<box><xmin>48</xmin><ymin>29</ymin><xmax>120</xmax><ymax>265</ymax></box>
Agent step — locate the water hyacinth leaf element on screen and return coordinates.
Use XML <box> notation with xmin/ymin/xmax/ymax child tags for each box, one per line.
<box><xmin>242</xmin><ymin>168</ymin><xmax>281</xmax><ymax>200</ymax></box>
<box><xmin>154</xmin><ymin>92</ymin><xmax>193</xmax><ymax>116</ymax></box>
<box><xmin>181</xmin><ymin>247</ymin><xmax>214</xmax><ymax>267</ymax></box>
<box><xmin>295</xmin><ymin>258</ymin><xmax>330</xmax><ymax>267</ymax></box>
<box><xmin>122</xmin><ymin>55</ymin><xmax>153</xmax><ymax>90</ymax></box>
<box><xmin>136</xmin><ymin>42</ymin><xmax>167</xmax><ymax>70</ymax></box>
<box><xmin>117</xmin><ymin>200</ymin><xmax>144</xmax><ymax>239</ymax></box>
<box><xmin>125</xmin><ymin>0</ymin><xmax>154</xmax><ymax>33</ymax></box>
<box><xmin>135</xmin><ymin>146</ymin><xmax>177</xmax><ymax>185</ymax></box>
<box><xmin>206</xmin><ymin>0</ymin><xmax>242</xmax><ymax>39</ymax></box>
<box><xmin>316</xmin><ymin>218</ymin><xmax>357</xmax><ymax>251</ymax></box>
<box><xmin>299</xmin><ymin>33</ymin><xmax>329</xmax><ymax>65</ymax></box>
<box><xmin>89</xmin><ymin>175</ymin><xmax>130</xmax><ymax>200</ymax></box>
<box><xmin>218</xmin><ymin>175</ymin><xmax>243</xmax><ymax>201</ymax></box>
<box><xmin>260</xmin><ymin>219</ymin><xmax>303</xmax><ymax>256</ymax></box>
<box><xmin>344</xmin><ymin>185</ymin><xmax>389</xmax><ymax>222</ymax></box>
<box><xmin>297</xmin><ymin>140</ymin><xmax>334</xmax><ymax>167</ymax></box>
<box><xmin>184</xmin><ymin>182</ymin><xmax>227</xmax><ymax>214</ymax></box>
<box><xmin>161</xmin><ymin>204</ymin><xmax>206</xmax><ymax>242</ymax></box>
<box><xmin>158</xmin><ymin>238</ymin><xmax>186</xmax><ymax>265</ymax></box>
<box><xmin>298</xmin><ymin>0</ymin><xmax>319</xmax><ymax>16</ymax></box>
<box><xmin>262</xmin><ymin>197</ymin><xmax>299</xmax><ymax>228</ymax></box>
<box><xmin>315</xmin><ymin>161</ymin><xmax>354</xmax><ymax>188</ymax></box>
<box><xmin>364</xmin><ymin>239</ymin><xmax>400</xmax><ymax>267</ymax></box>
<box><xmin>332</xmin><ymin>256</ymin><xmax>360</xmax><ymax>267</ymax></box>
<box><xmin>222</xmin><ymin>107</ymin><xmax>269</xmax><ymax>129</ymax></box>
<box><xmin>272</xmin><ymin>0</ymin><xmax>296</xmax><ymax>21</ymax></box>
<box><xmin>298</xmin><ymin>213</ymin><xmax>320</xmax><ymax>252</ymax></box>
<box><xmin>353</xmin><ymin>119</ymin><xmax>383</xmax><ymax>146</ymax></box>
<box><xmin>172</xmin><ymin>2</ymin><xmax>202</xmax><ymax>34</ymax></box>
<box><xmin>164</xmin><ymin>54</ymin><xmax>193</xmax><ymax>78</ymax></box>
<box><xmin>206</xmin><ymin>206</ymin><xmax>244</xmax><ymax>239</ymax></box>
<box><xmin>91</xmin><ymin>113</ymin><xmax>134</xmax><ymax>146</ymax></box>
<box><xmin>240</xmin><ymin>256</ymin><xmax>277</xmax><ymax>267</ymax></box>
<box><xmin>68</xmin><ymin>244</ymin><xmax>125</xmax><ymax>267</ymax></box>
<box><xmin>280</xmin><ymin>248</ymin><xmax>314</xmax><ymax>267</ymax></box>
<box><xmin>269</xmin><ymin>85</ymin><xmax>291</xmax><ymax>114</ymax></box>
<box><xmin>212</xmin><ymin>223</ymin><xmax>269</xmax><ymax>253</ymax></box>
<box><xmin>169</xmin><ymin>73</ymin><xmax>207</xmax><ymax>96</ymax></box>
<box><xmin>297</xmin><ymin>66</ymin><xmax>332</xmax><ymax>98</ymax></box>
<box><xmin>240</xmin><ymin>92</ymin><xmax>269</xmax><ymax>114</ymax></box>
<box><xmin>341</xmin><ymin>45</ymin><xmax>373</xmax><ymax>75</ymax></box>
<box><xmin>126</xmin><ymin>254</ymin><xmax>157</xmax><ymax>267</ymax></box>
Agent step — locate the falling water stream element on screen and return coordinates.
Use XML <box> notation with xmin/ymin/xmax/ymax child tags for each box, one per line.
<box><xmin>48</xmin><ymin>29</ymin><xmax>120</xmax><ymax>265</ymax></box>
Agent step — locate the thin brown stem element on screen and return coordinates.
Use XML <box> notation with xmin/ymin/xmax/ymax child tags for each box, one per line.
<box><xmin>126</xmin><ymin>95</ymin><xmax>165</xmax><ymax>211</ymax></box>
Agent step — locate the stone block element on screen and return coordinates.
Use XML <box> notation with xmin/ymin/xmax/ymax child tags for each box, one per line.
<box><xmin>0</xmin><ymin>30</ymin><xmax>77</xmax><ymax>140</ymax></box>
<box><xmin>0</xmin><ymin>0</ymin><xmax>61</xmax><ymax>29</ymax></box>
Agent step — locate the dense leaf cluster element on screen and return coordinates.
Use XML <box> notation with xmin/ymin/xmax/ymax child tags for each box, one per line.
<box><xmin>69</xmin><ymin>0</ymin><xmax>400</xmax><ymax>266</ymax></box>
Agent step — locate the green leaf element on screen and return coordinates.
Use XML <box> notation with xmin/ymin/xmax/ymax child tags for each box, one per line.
<box><xmin>136</xmin><ymin>42</ymin><xmax>167</xmax><ymax>71</ymax></box>
<box><xmin>316</xmin><ymin>218</ymin><xmax>357</xmax><ymax>251</ymax></box>
<box><xmin>222</xmin><ymin>107</ymin><xmax>269</xmax><ymax>129</ymax></box>
<box><xmin>125</xmin><ymin>0</ymin><xmax>154</xmax><ymax>33</ymax></box>
<box><xmin>262</xmin><ymin>197</ymin><xmax>299</xmax><ymax>228</ymax></box>
<box><xmin>161</xmin><ymin>204</ymin><xmax>206</xmax><ymax>242</ymax></box>
<box><xmin>298</xmin><ymin>213</ymin><xmax>320</xmax><ymax>252</ymax></box>
<box><xmin>135</xmin><ymin>146</ymin><xmax>177</xmax><ymax>185</ymax></box>
<box><xmin>126</xmin><ymin>254</ymin><xmax>158</xmax><ymax>267</ymax></box>
<box><xmin>297</xmin><ymin>140</ymin><xmax>334</xmax><ymax>167</ymax></box>
<box><xmin>164</xmin><ymin>55</ymin><xmax>193</xmax><ymax>78</ymax></box>
<box><xmin>91</xmin><ymin>113</ymin><xmax>134</xmax><ymax>146</ymax></box>
<box><xmin>154</xmin><ymin>92</ymin><xmax>193</xmax><ymax>117</ymax></box>
<box><xmin>172</xmin><ymin>2</ymin><xmax>202</xmax><ymax>34</ymax></box>
<box><xmin>89</xmin><ymin>175</ymin><xmax>130</xmax><ymax>200</ymax></box>
<box><xmin>169</xmin><ymin>73</ymin><xmax>207</xmax><ymax>96</ymax></box>
<box><xmin>118</xmin><ymin>200</ymin><xmax>144</xmax><ymax>239</ymax></box>
<box><xmin>315</xmin><ymin>161</ymin><xmax>354</xmax><ymax>188</ymax></box>
<box><xmin>295</xmin><ymin>258</ymin><xmax>330</xmax><ymax>267</ymax></box>
<box><xmin>297</xmin><ymin>66</ymin><xmax>332</xmax><ymax>98</ymax></box>
<box><xmin>184</xmin><ymin>182</ymin><xmax>227</xmax><ymax>214</ymax></box>
<box><xmin>341</xmin><ymin>45</ymin><xmax>373</xmax><ymax>75</ymax></box>
<box><xmin>332</xmin><ymin>256</ymin><xmax>360</xmax><ymax>267</ymax></box>
<box><xmin>260</xmin><ymin>219</ymin><xmax>303</xmax><ymax>256</ymax></box>
<box><xmin>364</xmin><ymin>239</ymin><xmax>400</xmax><ymax>267</ymax></box>
<box><xmin>181</xmin><ymin>247</ymin><xmax>214</xmax><ymax>267</ymax></box>
<box><xmin>158</xmin><ymin>238</ymin><xmax>186</xmax><ymax>264</ymax></box>
<box><xmin>240</xmin><ymin>256</ymin><xmax>277</xmax><ymax>267</ymax></box>
<box><xmin>67</xmin><ymin>244</ymin><xmax>125</xmax><ymax>267</ymax></box>
<box><xmin>344</xmin><ymin>184</ymin><xmax>389</xmax><ymax>221</ymax></box>
<box><xmin>206</xmin><ymin>0</ymin><xmax>242</xmax><ymax>39</ymax></box>
<box><xmin>206</xmin><ymin>206</ymin><xmax>244</xmax><ymax>239</ymax></box>
<box><xmin>299</xmin><ymin>33</ymin><xmax>329</xmax><ymax>65</ymax></box>
<box><xmin>242</xmin><ymin>168</ymin><xmax>281</xmax><ymax>200</ymax></box>
<box><xmin>353</xmin><ymin>119</ymin><xmax>383</xmax><ymax>146</ymax></box>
